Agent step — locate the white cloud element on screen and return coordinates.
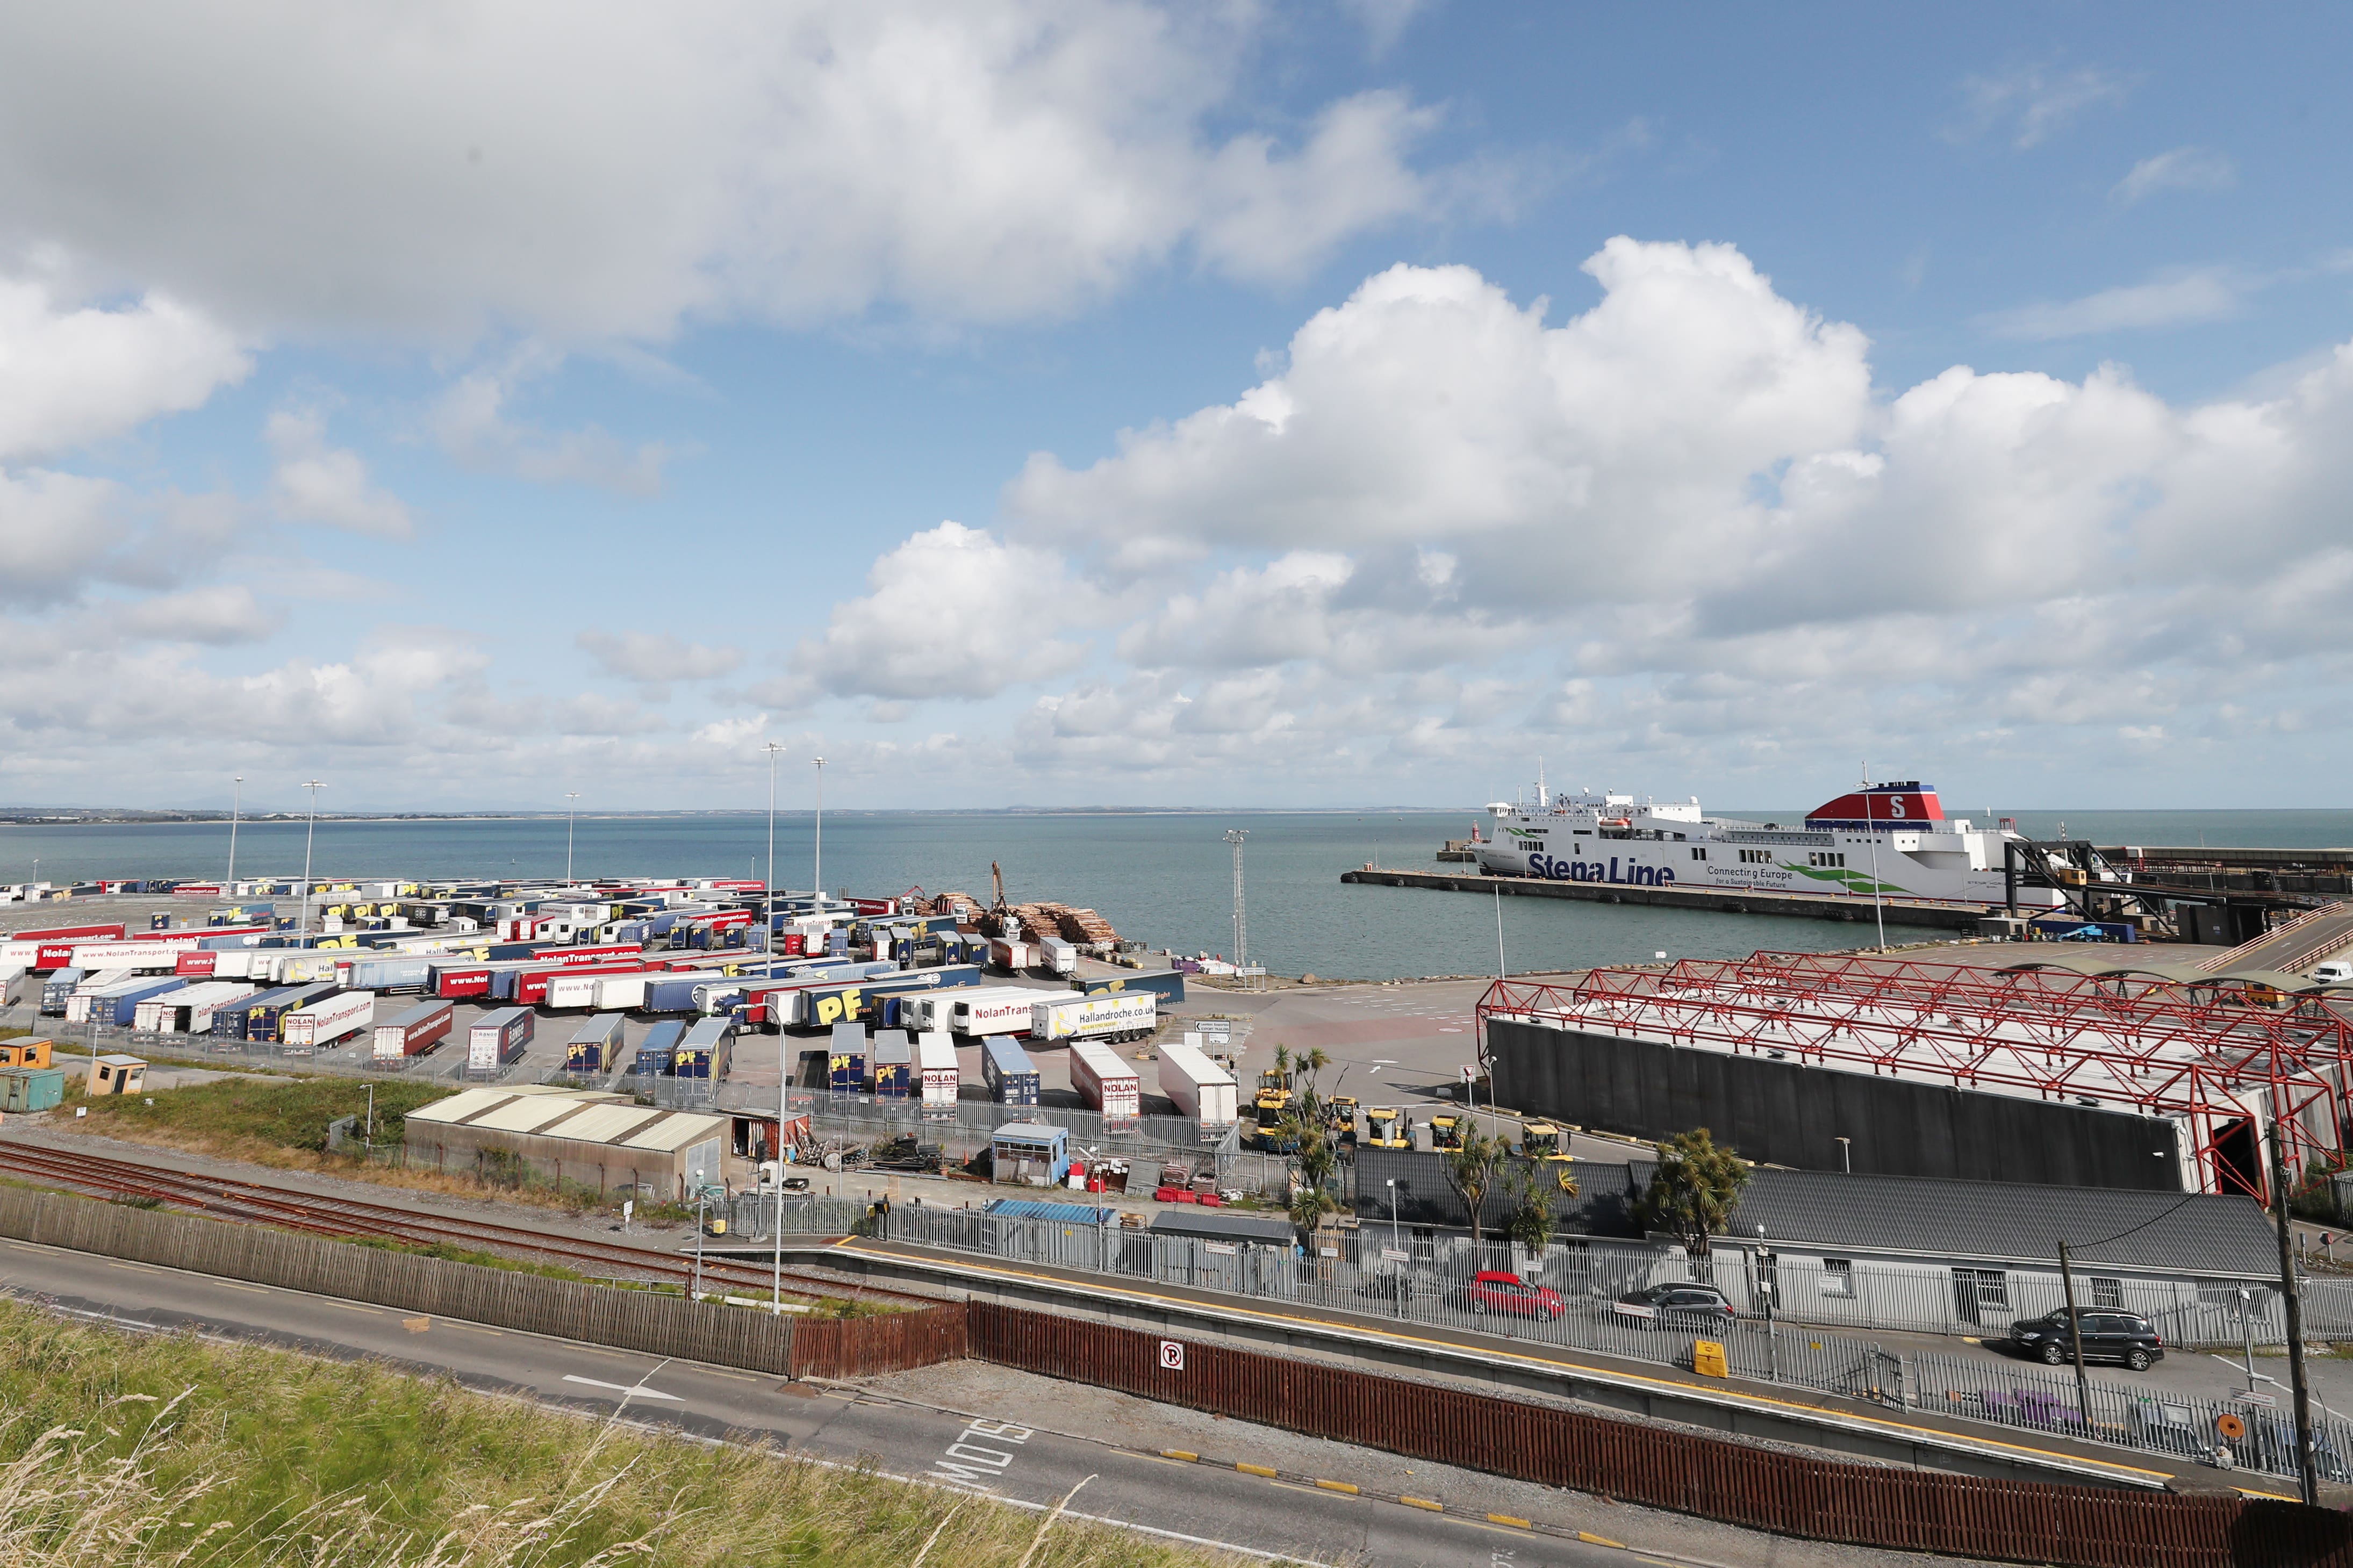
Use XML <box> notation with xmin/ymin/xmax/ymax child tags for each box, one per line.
<box><xmin>0</xmin><ymin>467</ymin><xmax>128</xmax><ymax>606</ymax></box>
<box><xmin>1978</xmin><ymin>269</ymin><xmax>2244</xmax><ymax>340</ymax></box>
<box><xmin>577</xmin><ymin>630</ymin><xmax>743</xmax><ymax>684</ymax></box>
<box><xmin>0</xmin><ymin>4</ymin><xmax>1453</xmax><ymax>344</ymax></box>
<box><xmin>265</xmin><ymin>408</ymin><xmax>412</xmax><ymax>537</ymax></box>
<box><xmin>2113</xmin><ymin>146</ymin><xmax>2237</xmax><ymax>206</ymax></box>
<box><xmin>429</xmin><ymin>352</ymin><xmax>679</xmax><ymax>493</ymax></box>
<box><xmin>116</xmin><ymin>584</ymin><xmax>271</xmax><ymax>645</ymax></box>
<box><xmin>0</xmin><ymin>276</ymin><xmax>250</xmax><ymax>461</ymax></box>
<box><xmin>1337</xmin><ymin>0</ymin><xmax>1429</xmax><ymax>57</ymax></box>
<box><xmin>793</xmin><ymin>521</ymin><xmax>1104</xmax><ymax>701</ymax></box>
<box><xmin>1952</xmin><ymin>63</ymin><xmax>2131</xmax><ymax>150</ymax></box>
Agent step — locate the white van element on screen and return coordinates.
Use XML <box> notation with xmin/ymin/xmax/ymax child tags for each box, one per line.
<box><xmin>2311</xmin><ymin>960</ymin><xmax>2353</xmax><ymax>985</ymax></box>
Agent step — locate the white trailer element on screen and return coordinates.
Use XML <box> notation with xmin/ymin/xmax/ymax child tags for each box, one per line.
<box><xmin>542</xmin><ymin>972</ymin><xmax>611</xmax><ymax>1010</ymax></box>
<box><xmin>590</xmin><ymin>973</ymin><xmax>651</xmax><ymax>1011</ymax></box>
<box><xmin>133</xmin><ymin>984</ymin><xmax>207</xmax><ymax>1033</ymax></box>
<box><xmin>1158</xmin><ymin>1037</ymin><xmax>1239</xmax><ymax>1125</ymax></box>
<box><xmin>1037</xmin><ymin>935</ymin><xmax>1078</xmax><ymax>977</ymax></box>
<box><xmin>917</xmin><ymin>1030</ymin><xmax>959</xmax><ymax>1105</ymax></box>
<box><xmin>135</xmin><ymin>981</ymin><xmax>252</xmax><ymax>1033</ymax></box>
<box><xmin>1069</xmin><ymin>1038</ymin><xmax>1139</xmax><ymax>1117</ymax></box>
<box><xmin>282</xmin><ymin>988</ymin><xmax>376</xmax><ymax>1051</ymax></box>
<box><xmin>1030</xmin><ymin>992</ymin><xmax>1156</xmax><ymax>1045</ymax></box>
<box><xmin>923</xmin><ymin>987</ymin><xmax>1041</xmax><ymax>1038</ymax></box>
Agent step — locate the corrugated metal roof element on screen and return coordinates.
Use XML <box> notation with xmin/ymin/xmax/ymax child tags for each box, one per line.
<box><xmin>469</xmin><ymin>1095</ymin><xmax>608</xmax><ymax>1134</ymax></box>
<box><xmin>986</xmin><ymin>1199</ymin><xmax>1114</xmax><ymax>1224</ymax></box>
<box><xmin>620</xmin><ymin>1111</ymin><xmax>727</xmax><ymax>1152</ymax></box>
<box><xmin>1637</xmin><ymin>1163</ymin><xmax>2282</xmax><ymax>1279</ymax></box>
<box><xmin>1149</xmin><ymin>1210</ymin><xmax>1296</xmax><ymax>1246</ymax></box>
<box><xmin>406</xmin><ymin>1088</ymin><xmax>515</xmax><ymax>1126</ymax></box>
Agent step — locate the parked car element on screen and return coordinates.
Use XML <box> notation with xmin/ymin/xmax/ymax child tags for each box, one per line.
<box><xmin>1612</xmin><ymin>1283</ymin><xmax>1739</xmax><ymax>1329</ymax></box>
<box><xmin>2005</xmin><ymin>1308</ymin><xmax>2165</xmax><ymax>1371</ymax></box>
<box><xmin>1464</xmin><ymin>1269</ymin><xmax>1566</xmax><ymax>1320</ymax></box>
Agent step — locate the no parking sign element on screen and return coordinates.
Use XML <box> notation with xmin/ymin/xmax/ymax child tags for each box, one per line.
<box><xmin>1159</xmin><ymin>1340</ymin><xmax>1185</xmax><ymax>1371</ymax></box>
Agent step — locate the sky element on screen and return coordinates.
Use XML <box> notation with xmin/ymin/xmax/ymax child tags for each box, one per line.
<box><xmin>3</xmin><ymin>2</ymin><xmax>2351</xmax><ymax>815</ymax></box>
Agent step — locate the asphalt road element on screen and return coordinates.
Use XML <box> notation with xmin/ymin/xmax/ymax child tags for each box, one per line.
<box><xmin>0</xmin><ymin>1234</ymin><xmax>1699</xmax><ymax>1568</ymax></box>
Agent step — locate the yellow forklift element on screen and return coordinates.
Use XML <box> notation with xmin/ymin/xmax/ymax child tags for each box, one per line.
<box><xmin>1427</xmin><ymin>1111</ymin><xmax>1463</xmax><ymax>1150</ymax></box>
<box><xmin>1363</xmin><ymin>1106</ymin><xmax>1411</xmax><ymax>1149</ymax></box>
<box><xmin>1325</xmin><ymin>1094</ymin><xmax>1359</xmax><ymax>1148</ymax></box>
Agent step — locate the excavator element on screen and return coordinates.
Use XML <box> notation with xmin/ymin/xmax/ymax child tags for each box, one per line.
<box><xmin>1363</xmin><ymin>1106</ymin><xmax>1411</xmax><ymax>1149</ymax></box>
<box><xmin>981</xmin><ymin>861</ymin><xmax>1020</xmax><ymax>940</ymax></box>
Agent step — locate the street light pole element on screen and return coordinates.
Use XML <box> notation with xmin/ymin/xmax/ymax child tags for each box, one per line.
<box><xmin>227</xmin><ymin>775</ymin><xmax>243</xmax><ymax>886</ymax></box>
<box><xmin>298</xmin><ymin>780</ymin><xmax>324</xmax><ymax>941</ymax></box>
<box><xmin>565</xmin><ymin>792</ymin><xmax>580</xmax><ymax>882</ymax></box>
<box><xmin>813</xmin><ymin>756</ymin><xmax>826</xmax><ymax>901</ymax></box>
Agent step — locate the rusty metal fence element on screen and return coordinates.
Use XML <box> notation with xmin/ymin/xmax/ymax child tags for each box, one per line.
<box><xmin>965</xmin><ymin>1300</ymin><xmax>2352</xmax><ymax>1568</ymax></box>
<box><xmin>791</xmin><ymin>1304</ymin><xmax>967</xmax><ymax>1380</ymax></box>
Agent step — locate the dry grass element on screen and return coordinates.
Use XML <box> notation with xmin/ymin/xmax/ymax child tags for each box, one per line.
<box><xmin>0</xmin><ymin>1296</ymin><xmax>1236</xmax><ymax>1567</ymax></box>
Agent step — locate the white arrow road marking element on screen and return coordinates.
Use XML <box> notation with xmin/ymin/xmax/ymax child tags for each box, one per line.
<box><xmin>562</xmin><ymin>1374</ymin><xmax>681</xmax><ymax>1401</ymax></box>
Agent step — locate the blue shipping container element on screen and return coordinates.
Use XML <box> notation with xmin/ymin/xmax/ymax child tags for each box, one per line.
<box><xmin>1077</xmin><ymin>969</ymin><xmax>1187</xmax><ymax>1004</ymax></box>
<box><xmin>981</xmin><ymin>1037</ymin><xmax>1040</xmax><ymax>1106</ymax></box>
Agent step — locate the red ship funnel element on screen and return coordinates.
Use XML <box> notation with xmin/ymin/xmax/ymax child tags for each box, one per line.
<box><xmin>1805</xmin><ymin>781</ymin><xmax>1945</xmax><ymax>830</ymax></box>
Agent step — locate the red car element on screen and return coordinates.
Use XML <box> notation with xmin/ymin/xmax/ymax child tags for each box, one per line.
<box><xmin>1464</xmin><ymin>1269</ymin><xmax>1566</xmax><ymax>1320</ymax></box>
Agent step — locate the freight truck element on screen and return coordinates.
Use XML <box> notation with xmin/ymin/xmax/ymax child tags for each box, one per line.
<box><xmin>372</xmin><ymin>999</ymin><xmax>454</xmax><ymax>1060</ymax></box>
<box><xmin>565</xmin><ymin>1013</ymin><xmax>627</xmax><ymax>1073</ymax></box>
<box><xmin>980</xmin><ymin>1036</ymin><xmax>1040</xmax><ymax>1106</ymax></box>
<box><xmin>1068</xmin><ymin>1038</ymin><xmax>1140</xmax><ymax>1117</ymax></box>
<box><xmin>282</xmin><ymin>989</ymin><xmax>376</xmax><ymax>1052</ymax></box>
<box><xmin>924</xmin><ymin>987</ymin><xmax>1044</xmax><ymax>1039</ymax></box>
<box><xmin>1077</xmin><ymin>969</ymin><xmax>1187</xmax><ymax>1005</ymax></box>
<box><xmin>467</xmin><ymin>1006</ymin><xmax>535</xmax><ymax>1073</ymax></box>
<box><xmin>916</xmin><ymin>1031</ymin><xmax>958</xmax><ymax>1105</ymax></box>
<box><xmin>1030</xmin><ymin>992</ymin><xmax>1156</xmax><ymax>1045</ymax></box>
<box><xmin>1157</xmin><ymin>1038</ymin><xmax>1238</xmax><ymax>1125</ymax></box>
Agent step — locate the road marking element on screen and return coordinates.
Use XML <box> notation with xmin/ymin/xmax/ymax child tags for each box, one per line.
<box><xmin>1486</xmin><ymin>1513</ymin><xmax>1533</xmax><ymax>1529</ymax></box>
<box><xmin>1237</xmin><ymin>1462</ymin><xmax>1279</xmax><ymax>1478</ymax></box>
<box><xmin>561</xmin><ymin>1374</ymin><xmax>680</xmax><ymax>1401</ymax></box>
<box><xmin>403</xmin><ymin>1317</ymin><xmax>431</xmax><ymax>1333</ymax></box>
<box><xmin>930</xmin><ymin>1415</ymin><xmax>1032</xmax><ymax>1493</ymax></box>
<box><xmin>700</xmin><ymin>1369</ymin><xmax>760</xmax><ymax>1383</ymax></box>
<box><xmin>326</xmin><ymin>1301</ymin><xmax>380</xmax><ymax>1313</ymax></box>
<box><xmin>1312</xmin><ymin>1479</ymin><xmax>1359</xmax><ymax>1494</ymax></box>
<box><xmin>213</xmin><ymin>1281</ymin><xmax>266</xmax><ymax>1294</ymax></box>
<box><xmin>1126</xmin><ymin>1453</ymin><xmax>1195</xmax><ymax>1468</ymax></box>
<box><xmin>450</xmin><ymin>1324</ymin><xmax>503</xmax><ymax>1335</ymax></box>
<box><xmin>1578</xmin><ymin>1531</ymin><xmax>1626</xmax><ymax>1547</ymax></box>
<box><xmin>1400</xmin><ymin>1495</ymin><xmax>1442</xmax><ymax>1511</ymax></box>
<box><xmin>1160</xmin><ymin>1449</ymin><xmax>1200</xmax><ymax>1462</ymax></box>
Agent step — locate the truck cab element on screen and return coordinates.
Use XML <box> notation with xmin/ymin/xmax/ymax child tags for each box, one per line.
<box><xmin>1519</xmin><ymin>1120</ymin><xmax>1571</xmax><ymax>1162</ymax></box>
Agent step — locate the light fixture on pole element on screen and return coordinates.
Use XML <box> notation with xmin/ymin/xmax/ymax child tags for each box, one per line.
<box><xmin>812</xmin><ymin>756</ymin><xmax>826</xmax><ymax>901</ymax></box>
<box><xmin>227</xmin><ymin>775</ymin><xmax>243</xmax><ymax>886</ymax></box>
<box><xmin>1224</xmin><ymin>829</ymin><xmax>1248</xmax><ymax>970</ymax></box>
<box><xmin>564</xmin><ymin>792</ymin><xmax>580</xmax><ymax>882</ymax></box>
<box><xmin>298</xmin><ymin>780</ymin><xmax>324</xmax><ymax>941</ymax></box>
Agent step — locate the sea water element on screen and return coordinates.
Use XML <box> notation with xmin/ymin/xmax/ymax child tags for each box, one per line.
<box><xmin>4</xmin><ymin>808</ymin><xmax>2348</xmax><ymax>982</ymax></box>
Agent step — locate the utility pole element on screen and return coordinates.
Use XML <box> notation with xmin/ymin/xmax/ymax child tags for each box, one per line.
<box><xmin>564</xmin><ymin>792</ymin><xmax>580</xmax><ymax>882</ymax></box>
<box><xmin>1861</xmin><ymin>766</ymin><xmax>1887</xmax><ymax>952</ymax></box>
<box><xmin>2057</xmin><ymin>1240</ymin><xmax>2093</xmax><ymax>1425</ymax></box>
<box><xmin>298</xmin><ymin>780</ymin><xmax>324</xmax><ymax>941</ymax></box>
<box><xmin>2269</xmin><ymin>1117</ymin><xmax>2321</xmax><ymax>1505</ymax></box>
<box><xmin>227</xmin><ymin>775</ymin><xmax>243</xmax><ymax>886</ymax></box>
<box><xmin>813</xmin><ymin>756</ymin><xmax>826</xmax><ymax>902</ymax></box>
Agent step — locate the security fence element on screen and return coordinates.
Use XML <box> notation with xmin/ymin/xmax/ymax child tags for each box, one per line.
<box><xmin>1910</xmin><ymin>1348</ymin><xmax>2353</xmax><ymax>1481</ymax></box>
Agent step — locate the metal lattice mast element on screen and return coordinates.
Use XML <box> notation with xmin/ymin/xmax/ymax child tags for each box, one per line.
<box><xmin>1224</xmin><ymin>829</ymin><xmax>1248</xmax><ymax>969</ymax></box>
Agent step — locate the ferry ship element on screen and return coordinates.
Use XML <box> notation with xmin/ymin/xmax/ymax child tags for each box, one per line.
<box><xmin>1471</xmin><ymin>777</ymin><xmax>2072</xmax><ymax>908</ymax></box>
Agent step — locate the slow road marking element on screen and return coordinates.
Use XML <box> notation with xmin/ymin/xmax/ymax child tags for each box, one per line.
<box><xmin>561</xmin><ymin>1374</ymin><xmax>680</xmax><ymax>1401</ymax></box>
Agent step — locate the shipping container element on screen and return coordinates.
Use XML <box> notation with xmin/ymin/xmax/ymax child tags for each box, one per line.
<box><xmin>467</xmin><ymin>1006</ymin><xmax>535</xmax><ymax>1071</ymax></box>
<box><xmin>988</xmin><ymin>938</ymin><xmax>1031</xmax><ymax>975</ymax></box>
<box><xmin>282</xmin><ymin>988</ymin><xmax>376</xmax><ymax>1052</ymax></box>
<box><xmin>1037</xmin><ymin>935</ymin><xmax>1078</xmax><ymax>976</ymax></box>
<box><xmin>827</xmin><ymin>1020</ymin><xmax>865</xmax><ymax>1092</ymax></box>
<box><xmin>372</xmin><ymin>999</ymin><xmax>454</xmax><ymax>1059</ymax></box>
<box><xmin>71</xmin><ymin>976</ymin><xmax>187</xmax><ymax>1027</ymax></box>
<box><xmin>871</xmin><ymin>1029</ymin><xmax>914</xmax><ymax>1098</ymax></box>
<box><xmin>564</xmin><ymin>1012</ymin><xmax>627</xmax><ymax>1073</ymax></box>
<box><xmin>1068</xmin><ymin>1038</ymin><xmax>1140</xmax><ymax>1117</ymax></box>
<box><xmin>246</xmin><ymin>983</ymin><xmax>340</xmax><ymax>1042</ymax></box>
<box><xmin>1076</xmin><ymin>969</ymin><xmax>1187</xmax><ymax>1005</ymax></box>
<box><xmin>917</xmin><ymin>1030</ymin><xmax>958</xmax><ymax>1105</ymax></box>
<box><xmin>673</xmin><ymin>1016</ymin><xmax>731</xmax><ymax>1080</ymax></box>
<box><xmin>1030</xmin><ymin>992</ymin><xmax>1156</xmax><ymax>1045</ymax></box>
<box><xmin>980</xmin><ymin>1037</ymin><xmax>1040</xmax><ymax>1106</ymax></box>
<box><xmin>335</xmin><ymin>955</ymin><xmax>435</xmax><ymax>992</ymax></box>
<box><xmin>174</xmin><ymin>950</ymin><xmax>219</xmax><ymax>976</ymax></box>
<box><xmin>627</xmin><ymin>1017</ymin><xmax>686</xmax><ymax>1075</ymax></box>
<box><xmin>644</xmin><ymin>969</ymin><xmax>737</xmax><ymax>1013</ymax></box>
<box><xmin>781</xmin><ymin>964</ymin><xmax>983</xmax><ymax>1031</ymax></box>
<box><xmin>1157</xmin><ymin>1038</ymin><xmax>1239</xmax><ymax>1124</ymax></box>
<box><xmin>39</xmin><ymin>967</ymin><xmax>85</xmax><ymax>1013</ymax></box>
<box><xmin>0</xmin><ymin>1067</ymin><xmax>66</xmax><ymax>1113</ymax></box>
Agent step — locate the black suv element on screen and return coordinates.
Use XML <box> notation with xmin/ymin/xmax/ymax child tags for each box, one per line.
<box><xmin>2006</xmin><ymin>1308</ymin><xmax>2165</xmax><ymax>1371</ymax></box>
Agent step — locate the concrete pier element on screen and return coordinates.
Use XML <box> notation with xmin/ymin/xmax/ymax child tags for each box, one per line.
<box><xmin>1339</xmin><ymin>866</ymin><xmax>1991</xmax><ymax>931</ymax></box>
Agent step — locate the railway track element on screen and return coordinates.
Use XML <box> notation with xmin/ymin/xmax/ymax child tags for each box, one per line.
<box><xmin>0</xmin><ymin>1139</ymin><xmax>936</xmax><ymax>1307</ymax></box>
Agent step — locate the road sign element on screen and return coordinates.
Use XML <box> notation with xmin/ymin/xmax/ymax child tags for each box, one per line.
<box><xmin>1158</xmin><ymin>1340</ymin><xmax>1185</xmax><ymax>1371</ymax></box>
<box><xmin>2234</xmin><ymin>1390</ymin><xmax>2277</xmax><ymax>1407</ymax></box>
<box><xmin>1381</xmin><ymin>1247</ymin><xmax>1410</xmax><ymax>1262</ymax></box>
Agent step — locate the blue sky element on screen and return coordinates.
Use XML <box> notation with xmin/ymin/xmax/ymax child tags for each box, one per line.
<box><xmin>3</xmin><ymin>3</ymin><xmax>2350</xmax><ymax>814</ymax></box>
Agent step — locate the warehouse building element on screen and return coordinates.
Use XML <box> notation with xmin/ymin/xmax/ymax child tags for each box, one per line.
<box><xmin>404</xmin><ymin>1085</ymin><xmax>725</xmax><ymax>1199</ymax></box>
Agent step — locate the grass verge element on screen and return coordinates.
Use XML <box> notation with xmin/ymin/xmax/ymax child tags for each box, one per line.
<box><xmin>0</xmin><ymin>1296</ymin><xmax>1232</xmax><ymax>1567</ymax></box>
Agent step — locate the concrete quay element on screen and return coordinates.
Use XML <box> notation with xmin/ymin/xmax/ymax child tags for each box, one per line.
<box><xmin>1340</xmin><ymin>865</ymin><xmax>1989</xmax><ymax>931</ymax></box>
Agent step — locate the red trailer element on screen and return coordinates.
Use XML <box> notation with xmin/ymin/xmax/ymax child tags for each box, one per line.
<box><xmin>373</xmin><ymin>1000</ymin><xmax>454</xmax><ymax>1060</ymax></box>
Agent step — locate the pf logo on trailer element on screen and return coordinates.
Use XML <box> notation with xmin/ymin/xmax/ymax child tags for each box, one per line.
<box><xmin>1158</xmin><ymin>1340</ymin><xmax>1185</xmax><ymax>1372</ymax></box>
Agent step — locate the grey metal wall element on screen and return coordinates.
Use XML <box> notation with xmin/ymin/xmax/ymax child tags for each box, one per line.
<box><xmin>1487</xmin><ymin>1020</ymin><xmax>2182</xmax><ymax>1192</ymax></box>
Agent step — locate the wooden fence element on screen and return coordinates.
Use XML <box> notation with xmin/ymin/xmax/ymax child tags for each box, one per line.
<box><xmin>966</xmin><ymin>1301</ymin><xmax>2353</xmax><ymax>1568</ymax></box>
<box><xmin>0</xmin><ymin>1187</ymin><xmax>798</xmax><ymax>1376</ymax></box>
<box><xmin>791</xmin><ymin>1304</ymin><xmax>967</xmax><ymax>1380</ymax></box>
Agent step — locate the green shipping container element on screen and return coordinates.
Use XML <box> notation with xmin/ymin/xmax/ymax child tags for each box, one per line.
<box><xmin>0</xmin><ymin>1067</ymin><xmax>66</xmax><ymax>1113</ymax></box>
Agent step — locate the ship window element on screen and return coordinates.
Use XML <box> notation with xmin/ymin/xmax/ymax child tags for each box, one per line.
<box><xmin>1689</xmin><ymin>847</ymin><xmax>1706</xmax><ymax>861</ymax></box>
<box><xmin>1809</xmin><ymin>852</ymin><xmax>1847</xmax><ymax>869</ymax></box>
